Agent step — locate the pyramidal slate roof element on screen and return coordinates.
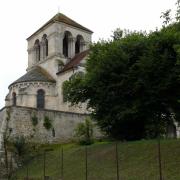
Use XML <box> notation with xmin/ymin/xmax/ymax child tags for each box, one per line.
<box><xmin>27</xmin><ymin>13</ymin><xmax>93</xmax><ymax>40</ymax></box>
<box><xmin>9</xmin><ymin>66</ymin><xmax>56</xmax><ymax>87</ymax></box>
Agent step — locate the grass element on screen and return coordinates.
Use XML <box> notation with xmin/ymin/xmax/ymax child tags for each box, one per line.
<box><xmin>12</xmin><ymin>139</ymin><xmax>180</xmax><ymax>180</ymax></box>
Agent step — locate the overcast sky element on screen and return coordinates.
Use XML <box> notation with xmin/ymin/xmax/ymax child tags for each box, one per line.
<box><xmin>0</xmin><ymin>0</ymin><xmax>177</xmax><ymax>108</ymax></box>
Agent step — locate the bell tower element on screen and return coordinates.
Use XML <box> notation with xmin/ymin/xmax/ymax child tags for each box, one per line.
<box><xmin>26</xmin><ymin>13</ymin><xmax>93</xmax><ymax>78</ymax></box>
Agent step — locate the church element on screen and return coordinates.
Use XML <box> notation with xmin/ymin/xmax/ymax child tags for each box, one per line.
<box><xmin>0</xmin><ymin>13</ymin><xmax>100</xmax><ymax>146</ymax></box>
<box><xmin>5</xmin><ymin>13</ymin><xmax>92</xmax><ymax>113</ymax></box>
<box><xmin>0</xmin><ymin>12</ymin><xmax>178</xmax><ymax>147</ymax></box>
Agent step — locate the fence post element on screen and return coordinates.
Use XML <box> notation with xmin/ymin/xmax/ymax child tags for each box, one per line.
<box><xmin>85</xmin><ymin>146</ymin><xmax>88</xmax><ymax>180</ymax></box>
<box><xmin>157</xmin><ymin>137</ymin><xmax>162</xmax><ymax>180</ymax></box>
<box><xmin>61</xmin><ymin>147</ymin><xmax>64</xmax><ymax>180</ymax></box>
<box><xmin>115</xmin><ymin>142</ymin><xmax>120</xmax><ymax>180</ymax></box>
<box><xmin>26</xmin><ymin>164</ymin><xmax>29</xmax><ymax>180</ymax></box>
<box><xmin>43</xmin><ymin>150</ymin><xmax>46</xmax><ymax>180</ymax></box>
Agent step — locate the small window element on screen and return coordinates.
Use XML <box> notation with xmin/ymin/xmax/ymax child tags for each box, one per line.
<box><xmin>63</xmin><ymin>31</ymin><xmax>72</xmax><ymax>58</ymax></box>
<box><xmin>42</xmin><ymin>34</ymin><xmax>48</xmax><ymax>58</ymax></box>
<box><xmin>63</xmin><ymin>33</ymin><xmax>69</xmax><ymax>57</ymax></box>
<box><xmin>75</xmin><ymin>35</ymin><xmax>84</xmax><ymax>54</ymax></box>
<box><xmin>34</xmin><ymin>39</ymin><xmax>40</xmax><ymax>61</ymax></box>
<box><xmin>12</xmin><ymin>92</ymin><xmax>16</xmax><ymax>106</ymax></box>
<box><xmin>37</xmin><ymin>89</ymin><xmax>45</xmax><ymax>109</ymax></box>
<box><xmin>75</xmin><ymin>38</ymin><xmax>80</xmax><ymax>54</ymax></box>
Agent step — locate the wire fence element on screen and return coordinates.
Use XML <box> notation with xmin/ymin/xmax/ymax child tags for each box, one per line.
<box><xmin>7</xmin><ymin>140</ymin><xmax>180</xmax><ymax>180</ymax></box>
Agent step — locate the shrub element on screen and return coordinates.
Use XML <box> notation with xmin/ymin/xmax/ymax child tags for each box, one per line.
<box><xmin>13</xmin><ymin>136</ymin><xmax>26</xmax><ymax>157</ymax></box>
<box><xmin>12</xmin><ymin>137</ymin><xmax>40</xmax><ymax>166</ymax></box>
<box><xmin>31</xmin><ymin>115</ymin><xmax>38</xmax><ymax>126</ymax></box>
<box><xmin>43</xmin><ymin>116</ymin><xmax>52</xmax><ymax>130</ymax></box>
<box><xmin>74</xmin><ymin>117</ymin><xmax>94</xmax><ymax>145</ymax></box>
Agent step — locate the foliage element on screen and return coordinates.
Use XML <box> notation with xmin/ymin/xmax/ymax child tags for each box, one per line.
<box><xmin>111</xmin><ymin>28</ymin><xmax>123</xmax><ymax>40</ymax></box>
<box><xmin>74</xmin><ymin>117</ymin><xmax>94</xmax><ymax>145</ymax></box>
<box><xmin>161</xmin><ymin>0</ymin><xmax>180</xmax><ymax>24</ymax></box>
<box><xmin>63</xmin><ymin>21</ymin><xmax>180</xmax><ymax>140</ymax></box>
<box><xmin>176</xmin><ymin>0</ymin><xmax>180</xmax><ymax>22</ymax></box>
<box><xmin>160</xmin><ymin>9</ymin><xmax>172</xmax><ymax>26</ymax></box>
<box><xmin>31</xmin><ymin>115</ymin><xmax>38</xmax><ymax>126</ymax></box>
<box><xmin>63</xmin><ymin>71</ymin><xmax>85</xmax><ymax>103</ymax></box>
<box><xmin>12</xmin><ymin>136</ymin><xmax>26</xmax><ymax>157</ymax></box>
<box><xmin>11</xmin><ymin>138</ymin><xmax>42</xmax><ymax>168</ymax></box>
<box><xmin>43</xmin><ymin>116</ymin><xmax>52</xmax><ymax>130</ymax></box>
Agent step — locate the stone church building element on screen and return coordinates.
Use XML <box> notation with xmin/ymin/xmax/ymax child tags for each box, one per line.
<box><xmin>0</xmin><ymin>13</ymin><xmax>178</xmax><ymax>161</ymax></box>
<box><xmin>6</xmin><ymin>13</ymin><xmax>92</xmax><ymax>113</ymax></box>
<box><xmin>0</xmin><ymin>13</ymin><xmax>98</xmax><ymax>150</ymax></box>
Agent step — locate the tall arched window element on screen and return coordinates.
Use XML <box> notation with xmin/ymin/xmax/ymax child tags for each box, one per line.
<box><xmin>75</xmin><ymin>35</ymin><xmax>84</xmax><ymax>54</ymax></box>
<box><xmin>37</xmin><ymin>89</ymin><xmax>45</xmax><ymax>109</ymax></box>
<box><xmin>42</xmin><ymin>34</ymin><xmax>48</xmax><ymax>59</ymax></box>
<box><xmin>12</xmin><ymin>92</ymin><xmax>16</xmax><ymax>106</ymax></box>
<box><xmin>34</xmin><ymin>39</ymin><xmax>40</xmax><ymax>61</ymax></box>
<box><xmin>63</xmin><ymin>31</ymin><xmax>72</xmax><ymax>58</ymax></box>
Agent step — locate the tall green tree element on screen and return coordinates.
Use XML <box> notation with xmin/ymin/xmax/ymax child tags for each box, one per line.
<box><xmin>63</xmin><ymin>23</ymin><xmax>180</xmax><ymax>140</ymax></box>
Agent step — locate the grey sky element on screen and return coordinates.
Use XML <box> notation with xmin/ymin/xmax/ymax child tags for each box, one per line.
<box><xmin>0</xmin><ymin>0</ymin><xmax>177</xmax><ymax>108</ymax></box>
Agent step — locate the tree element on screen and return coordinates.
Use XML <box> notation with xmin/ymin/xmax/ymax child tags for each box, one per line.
<box><xmin>176</xmin><ymin>0</ymin><xmax>180</xmax><ymax>22</ymax></box>
<box><xmin>111</xmin><ymin>28</ymin><xmax>123</xmax><ymax>40</ymax></box>
<box><xmin>74</xmin><ymin>117</ymin><xmax>94</xmax><ymax>145</ymax></box>
<box><xmin>160</xmin><ymin>9</ymin><xmax>172</xmax><ymax>26</ymax></box>
<box><xmin>63</xmin><ymin>22</ymin><xmax>180</xmax><ymax>140</ymax></box>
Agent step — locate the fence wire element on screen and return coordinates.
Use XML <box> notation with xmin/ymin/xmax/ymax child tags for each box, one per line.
<box><xmin>9</xmin><ymin>140</ymin><xmax>180</xmax><ymax>180</ymax></box>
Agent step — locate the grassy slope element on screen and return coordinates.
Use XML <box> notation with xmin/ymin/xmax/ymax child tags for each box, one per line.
<box><xmin>14</xmin><ymin>139</ymin><xmax>180</xmax><ymax>180</ymax></box>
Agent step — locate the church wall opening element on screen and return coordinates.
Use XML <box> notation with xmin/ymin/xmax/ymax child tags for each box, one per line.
<box><xmin>42</xmin><ymin>34</ymin><xmax>48</xmax><ymax>59</ymax></box>
<box><xmin>37</xmin><ymin>89</ymin><xmax>45</xmax><ymax>109</ymax></box>
<box><xmin>63</xmin><ymin>31</ymin><xmax>73</xmax><ymax>58</ymax></box>
<box><xmin>34</xmin><ymin>39</ymin><xmax>41</xmax><ymax>62</ymax></box>
<box><xmin>12</xmin><ymin>92</ymin><xmax>16</xmax><ymax>106</ymax></box>
<box><xmin>75</xmin><ymin>35</ymin><xmax>84</xmax><ymax>54</ymax></box>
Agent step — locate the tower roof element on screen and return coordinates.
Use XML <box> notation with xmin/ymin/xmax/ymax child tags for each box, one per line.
<box><xmin>9</xmin><ymin>66</ymin><xmax>56</xmax><ymax>87</ymax></box>
<box><xmin>27</xmin><ymin>13</ymin><xmax>93</xmax><ymax>40</ymax></box>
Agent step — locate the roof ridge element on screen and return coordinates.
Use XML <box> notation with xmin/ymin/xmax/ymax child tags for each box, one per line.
<box><xmin>27</xmin><ymin>13</ymin><xmax>93</xmax><ymax>40</ymax></box>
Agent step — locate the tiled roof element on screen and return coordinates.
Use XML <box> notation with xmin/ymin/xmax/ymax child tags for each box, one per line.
<box><xmin>57</xmin><ymin>49</ymin><xmax>90</xmax><ymax>74</ymax></box>
<box><xmin>9</xmin><ymin>66</ymin><xmax>56</xmax><ymax>87</ymax></box>
<box><xmin>27</xmin><ymin>13</ymin><xmax>93</xmax><ymax>40</ymax></box>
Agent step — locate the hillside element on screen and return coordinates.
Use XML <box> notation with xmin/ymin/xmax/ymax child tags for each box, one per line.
<box><xmin>12</xmin><ymin>139</ymin><xmax>180</xmax><ymax>180</ymax></box>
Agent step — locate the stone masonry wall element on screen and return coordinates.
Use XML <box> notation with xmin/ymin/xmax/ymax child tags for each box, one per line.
<box><xmin>0</xmin><ymin>108</ymin><xmax>6</xmax><ymax>177</ymax></box>
<box><xmin>7</xmin><ymin>106</ymin><xmax>91</xmax><ymax>143</ymax></box>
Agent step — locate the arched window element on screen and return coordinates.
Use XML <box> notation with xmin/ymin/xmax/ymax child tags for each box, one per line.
<box><xmin>34</xmin><ymin>39</ymin><xmax>40</xmax><ymax>61</ymax></box>
<box><xmin>37</xmin><ymin>89</ymin><xmax>45</xmax><ymax>109</ymax></box>
<box><xmin>12</xmin><ymin>92</ymin><xmax>16</xmax><ymax>106</ymax></box>
<box><xmin>63</xmin><ymin>32</ymin><xmax>69</xmax><ymax>57</ymax></box>
<box><xmin>75</xmin><ymin>35</ymin><xmax>84</xmax><ymax>54</ymax></box>
<box><xmin>42</xmin><ymin>34</ymin><xmax>48</xmax><ymax>59</ymax></box>
<box><xmin>63</xmin><ymin>31</ymin><xmax>72</xmax><ymax>58</ymax></box>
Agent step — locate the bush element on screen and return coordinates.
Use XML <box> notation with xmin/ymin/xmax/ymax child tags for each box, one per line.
<box><xmin>43</xmin><ymin>116</ymin><xmax>52</xmax><ymax>130</ymax></box>
<box><xmin>74</xmin><ymin>117</ymin><xmax>94</xmax><ymax>145</ymax></box>
<box><xmin>13</xmin><ymin>136</ymin><xmax>26</xmax><ymax>157</ymax></box>
<box><xmin>31</xmin><ymin>115</ymin><xmax>38</xmax><ymax>126</ymax></box>
<box><xmin>12</xmin><ymin>137</ymin><xmax>41</xmax><ymax>167</ymax></box>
